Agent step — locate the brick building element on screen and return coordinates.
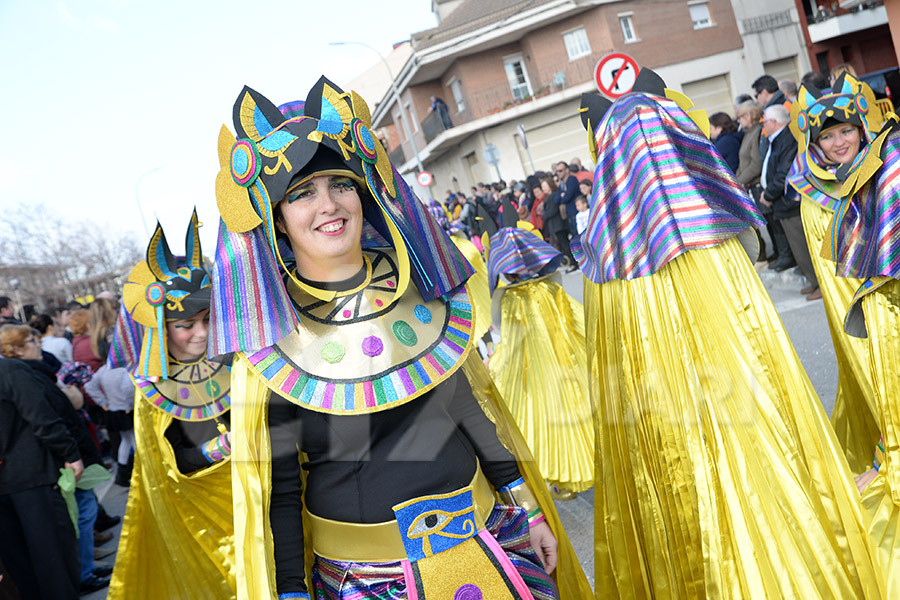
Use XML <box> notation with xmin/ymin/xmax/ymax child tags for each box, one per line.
<box><xmin>362</xmin><ymin>0</ymin><xmax>813</xmax><ymax>193</ymax></box>
<box><xmin>795</xmin><ymin>1</ymin><xmax>896</xmax><ymax>78</ymax></box>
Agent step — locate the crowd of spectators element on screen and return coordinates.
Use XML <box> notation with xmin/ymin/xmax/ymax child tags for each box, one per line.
<box><xmin>700</xmin><ymin>68</ymin><xmax>855</xmax><ymax>302</ymax></box>
<box><xmin>0</xmin><ymin>293</ymin><xmax>133</xmax><ymax>598</ymax></box>
<box><xmin>437</xmin><ymin>157</ymin><xmax>595</xmax><ymax>272</ymax></box>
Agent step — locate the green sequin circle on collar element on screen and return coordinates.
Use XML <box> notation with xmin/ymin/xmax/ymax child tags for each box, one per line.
<box><xmin>321</xmin><ymin>341</ymin><xmax>346</xmax><ymax>364</ymax></box>
<box><xmin>392</xmin><ymin>320</ymin><xmax>418</xmax><ymax>346</ymax></box>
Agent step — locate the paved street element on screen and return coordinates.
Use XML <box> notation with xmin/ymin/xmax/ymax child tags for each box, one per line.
<box><xmin>87</xmin><ymin>261</ymin><xmax>835</xmax><ymax>598</ymax></box>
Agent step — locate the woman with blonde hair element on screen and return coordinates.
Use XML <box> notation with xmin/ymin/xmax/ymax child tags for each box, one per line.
<box><xmin>89</xmin><ymin>297</ymin><xmax>117</xmax><ymax>365</ymax></box>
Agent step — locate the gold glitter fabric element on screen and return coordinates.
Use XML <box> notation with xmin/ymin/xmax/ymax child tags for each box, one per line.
<box><xmin>801</xmin><ymin>199</ymin><xmax>880</xmax><ymax>474</ymax></box>
<box><xmin>586</xmin><ymin>236</ymin><xmax>884</xmax><ymax>599</ymax></box>
<box><xmin>859</xmin><ymin>279</ymin><xmax>900</xmax><ymax>598</ymax></box>
<box><xmin>108</xmin><ymin>387</ymin><xmax>235</xmax><ymax>600</ymax></box>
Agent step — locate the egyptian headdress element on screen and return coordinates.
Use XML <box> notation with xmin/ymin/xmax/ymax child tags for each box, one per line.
<box><xmin>484</xmin><ymin>197</ymin><xmax>562</xmax><ymax>293</ymax></box>
<box><xmin>210</xmin><ymin>76</ymin><xmax>474</xmax><ymax>363</ymax></box>
<box><xmin>118</xmin><ymin>211</ymin><xmax>229</xmax><ymax>421</ymax></box>
<box><xmin>574</xmin><ymin>68</ymin><xmax>765</xmax><ymax>284</ymax></box>
<box><xmin>788</xmin><ymin>73</ymin><xmax>886</xmax><ymax>211</ymax></box>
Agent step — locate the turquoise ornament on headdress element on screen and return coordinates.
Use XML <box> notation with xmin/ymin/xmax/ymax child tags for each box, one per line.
<box><xmin>231</xmin><ymin>140</ymin><xmax>261</xmax><ymax>187</ymax></box>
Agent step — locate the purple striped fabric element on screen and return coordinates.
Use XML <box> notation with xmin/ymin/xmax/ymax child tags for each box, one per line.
<box><xmin>308</xmin><ymin>505</ymin><xmax>556</xmax><ymax>600</ymax></box>
<box><xmin>208</xmin><ymin>218</ymin><xmax>299</xmax><ymax>358</ymax></box>
<box><xmin>107</xmin><ymin>301</ymin><xmax>143</xmax><ymax>370</ymax></box>
<box><xmin>575</xmin><ymin>93</ymin><xmax>765</xmax><ymax>284</ymax></box>
<box><xmin>787</xmin><ymin>151</ymin><xmax>842</xmax><ymax>212</ymax></box>
<box><xmin>831</xmin><ymin>130</ymin><xmax>900</xmax><ymax>279</ymax></box>
<box><xmin>487</xmin><ymin>227</ymin><xmax>563</xmax><ymax>292</ymax></box>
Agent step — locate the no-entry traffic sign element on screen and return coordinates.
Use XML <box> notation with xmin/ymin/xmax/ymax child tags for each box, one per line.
<box><xmin>416</xmin><ymin>171</ymin><xmax>433</xmax><ymax>187</ymax></box>
<box><xmin>594</xmin><ymin>52</ymin><xmax>639</xmax><ymax>99</ymax></box>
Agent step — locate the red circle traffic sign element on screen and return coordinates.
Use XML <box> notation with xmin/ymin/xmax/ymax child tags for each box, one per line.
<box><xmin>416</xmin><ymin>171</ymin><xmax>433</xmax><ymax>187</ymax></box>
<box><xmin>594</xmin><ymin>52</ymin><xmax>639</xmax><ymax>99</ymax></box>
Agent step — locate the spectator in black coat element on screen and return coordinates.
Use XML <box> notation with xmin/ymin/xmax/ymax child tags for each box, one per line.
<box><xmin>0</xmin><ymin>351</ymin><xmax>83</xmax><ymax>600</ymax></box>
<box><xmin>709</xmin><ymin>112</ymin><xmax>743</xmax><ymax>175</ymax></box>
<box><xmin>758</xmin><ymin>104</ymin><xmax>804</xmax><ymax>275</ymax></box>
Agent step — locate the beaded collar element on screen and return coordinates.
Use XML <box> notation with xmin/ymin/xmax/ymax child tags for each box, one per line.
<box><xmin>244</xmin><ymin>248</ymin><xmax>475</xmax><ymax>415</ymax></box>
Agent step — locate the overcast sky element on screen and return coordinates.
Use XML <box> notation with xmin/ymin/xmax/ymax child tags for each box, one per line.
<box><xmin>0</xmin><ymin>0</ymin><xmax>436</xmax><ymax>255</ymax></box>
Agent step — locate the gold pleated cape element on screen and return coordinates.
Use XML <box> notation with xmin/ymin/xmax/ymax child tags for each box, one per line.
<box><xmin>801</xmin><ymin>199</ymin><xmax>880</xmax><ymax>473</ymax></box>
<box><xmin>108</xmin><ymin>388</ymin><xmax>236</xmax><ymax>600</ymax></box>
<box><xmin>859</xmin><ymin>279</ymin><xmax>900</xmax><ymax>597</ymax></box>
<box><xmin>451</xmin><ymin>236</ymin><xmax>493</xmax><ymax>341</ymax></box>
<box><xmin>229</xmin><ymin>351</ymin><xmax>593</xmax><ymax>600</ymax></box>
<box><xmin>489</xmin><ymin>278</ymin><xmax>594</xmax><ymax>491</ymax></box>
<box><xmin>586</xmin><ymin>236</ymin><xmax>884</xmax><ymax>599</ymax></box>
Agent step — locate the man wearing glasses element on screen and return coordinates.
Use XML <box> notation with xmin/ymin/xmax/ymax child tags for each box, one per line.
<box><xmin>554</xmin><ymin>161</ymin><xmax>580</xmax><ymax>271</ymax></box>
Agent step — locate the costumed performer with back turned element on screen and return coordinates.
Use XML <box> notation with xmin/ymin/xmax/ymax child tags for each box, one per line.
<box><xmin>108</xmin><ymin>211</ymin><xmax>235</xmax><ymax>600</ymax></box>
<box><xmin>211</xmin><ymin>77</ymin><xmax>591</xmax><ymax>600</ymax></box>
<box><xmin>576</xmin><ymin>68</ymin><xmax>884</xmax><ymax>599</ymax></box>
<box><xmin>794</xmin><ymin>73</ymin><xmax>900</xmax><ymax>597</ymax></box>
<box><xmin>787</xmin><ymin>73</ymin><xmax>882</xmax><ymax>475</ymax></box>
<box><xmin>484</xmin><ymin>200</ymin><xmax>593</xmax><ymax>499</ymax></box>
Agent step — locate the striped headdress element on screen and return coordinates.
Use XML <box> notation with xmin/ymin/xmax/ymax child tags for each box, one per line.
<box><xmin>575</xmin><ymin>79</ymin><xmax>765</xmax><ymax>284</ymax></box>
<box><xmin>485</xmin><ymin>224</ymin><xmax>562</xmax><ymax>293</ymax></box>
<box><xmin>107</xmin><ymin>301</ymin><xmax>143</xmax><ymax>370</ymax></box>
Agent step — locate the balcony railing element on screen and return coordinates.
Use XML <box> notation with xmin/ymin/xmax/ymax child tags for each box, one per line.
<box><xmin>807</xmin><ymin>2</ymin><xmax>887</xmax><ymax>43</ymax></box>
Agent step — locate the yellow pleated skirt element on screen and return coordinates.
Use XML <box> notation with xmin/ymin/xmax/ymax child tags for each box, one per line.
<box><xmin>802</xmin><ymin>199</ymin><xmax>881</xmax><ymax>474</ymax></box>
<box><xmin>108</xmin><ymin>395</ymin><xmax>236</xmax><ymax>600</ymax></box>
<box><xmin>860</xmin><ymin>279</ymin><xmax>900</xmax><ymax>598</ymax></box>
<box><xmin>585</xmin><ymin>235</ymin><xmax>884</xmax><ymax>599</ymax></box>
<box><xmin>452</xmin><ymin>236</ymin><xmax>493</xmax><ymax>341</ymax></box>
<box><xmin>489</xmin><ymin>278</ymin><xmax>594</xmax><ymax>492</ymax></box>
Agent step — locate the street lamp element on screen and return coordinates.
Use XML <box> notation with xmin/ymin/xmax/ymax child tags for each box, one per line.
<box><xmin>135</xmin><ymin>166</ymin><xmax>163</xmax><ymax>238</ymax></box>
<box><xmin>328</xmin><ymin>41</ymin><xmax>431</xmax><ymax>198</ymax></box>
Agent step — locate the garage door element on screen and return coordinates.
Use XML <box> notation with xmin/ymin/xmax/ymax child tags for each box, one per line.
<box><xmin>682</xmin><ymin>74</ymin><xmax>734</xmax><ymax>118</ymax></box>
<box><xmin>516</xmin><ymin>102</ymin><xmax>588</xmax><ymax>174</ymax></box>
<box><xmin>764</xmin><ymin>56</ymin><xmax>799</xmax><ymax>87</ymax></box>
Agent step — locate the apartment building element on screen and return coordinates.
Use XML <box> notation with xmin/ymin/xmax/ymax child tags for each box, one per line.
<box><xmin>364</xmin><ymin>0</ymin><xmax>813</xmax><ymax>194</ymax></box>
<box><xmin>794</xmin><ymin>1</ymin><xmax>895</xmax><ymax>76</ymax></box>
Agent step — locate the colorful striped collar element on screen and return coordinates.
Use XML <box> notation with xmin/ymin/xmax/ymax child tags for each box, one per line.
<box><xmin>244</xmin><ymin>248</ymin><xmax>475</xmax><ymax>414</ymax></box>
<box><xmin>134</xmin><ymin>358</ymin><xmax>231</xmax><ymax>421</ymax></box>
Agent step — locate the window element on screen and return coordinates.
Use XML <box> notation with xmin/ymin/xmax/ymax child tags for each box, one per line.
<box><xmin>619</xmin><ymin>13</ymin><xmax>637</xmax><ymax>43</ymax></box>
<box><xmin>563</xmin><ymin>27</ymin><xmax>592</xmax><ymax>60</ymax></box>
<box><xmin>449</xmin><ymin>78</ymin><xmax>465</xmax><ymax>112</ymax></box>
<box><xmin>689</xmin><ymin>1</ymin><xmax>712</xmax><ymax>29</ymax></box>
<box><xmin>503</xmin><ymin>54</ymin><xmax>533</xmax><ymax>101</ymax></box>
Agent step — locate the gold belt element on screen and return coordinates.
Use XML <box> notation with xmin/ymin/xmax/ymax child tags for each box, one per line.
<box><xmin>305</xmin><ymin>464</ymin><xmax>496</xmax><ymax>562</ymax></box>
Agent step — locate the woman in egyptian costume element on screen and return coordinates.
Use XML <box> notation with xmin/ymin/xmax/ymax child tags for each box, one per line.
<box><xmin>793</xmin><ymin>73</ymin><xmax>900</xmax><ymax>596</ymax></box>
<box><xmin>211</xmin><ymin>77</ymin><xmax>591</xmax><ymax>599</ymax></box>
<box><xmin>576</xmin><ymin>69</ymin><xmax>884</xmax><ymax>598</ymax></box>
<box><xmin>108</xmin><ymin>211</ymin><xmax>235</xmax><ymax>599</ymax></box>
<box><xmin>786</xmin><ymin>73</ymin><xmax>883</xmax><ymax>474</ymax></box>
<box><xmin>484</xmin><ymin>204</ymin><xmax>593</xmax><ymax>497</ymax></box>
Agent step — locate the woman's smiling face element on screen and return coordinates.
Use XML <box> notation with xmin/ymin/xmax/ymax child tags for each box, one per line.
<box><xmin>276</xmin><ymin>174</ymin><xmax>364</xmax><ymax>280</ymax></box>
<box><xmin>816</xmin><ymin>124</ymin><xmax>863</xmax><ymax>165</ymax></box>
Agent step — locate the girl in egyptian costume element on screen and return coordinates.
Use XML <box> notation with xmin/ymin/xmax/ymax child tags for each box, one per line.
<box><xmin>484</xmin><ymin>203</ymin><xmax>593</xmax><ymax>497</ymax></box>
<box><xmin>211</xmin><ymin>77</ymin><xmax>591</xmax><ymax>600</ymax></box>
<box><xmin>786</xmin><ymin>74</ymin><xmax>883</xmax><ymax>474</ymax></box>
<box><xmin>792</xmin><ymin>73</ymin><xmax>900</xmax><ymax>596</ymax></box>
<box><xmin>107</xmin><ymin>211</ymin><xmax>236</xmax><ymax>599</ymax></box>
<box><xmin>576</xmin><ymin>69</ymin><xmax>884</xmax><ymax>598</ymax></box>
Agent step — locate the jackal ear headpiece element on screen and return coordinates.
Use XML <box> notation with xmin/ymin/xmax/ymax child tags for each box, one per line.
<box><xmin>577</xmin><ymin>68</ymin><xmax>710</xmax><ymax>163</ymax></box>
<box><xmin>121</xmin><ymin>209</ymin><xmax>211</xmax><ymax>378</ymax></box>
<box><xmin>209</xmin><ymin>77</ymin><xmax>474</xmax><ymax>358</ymax></box>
